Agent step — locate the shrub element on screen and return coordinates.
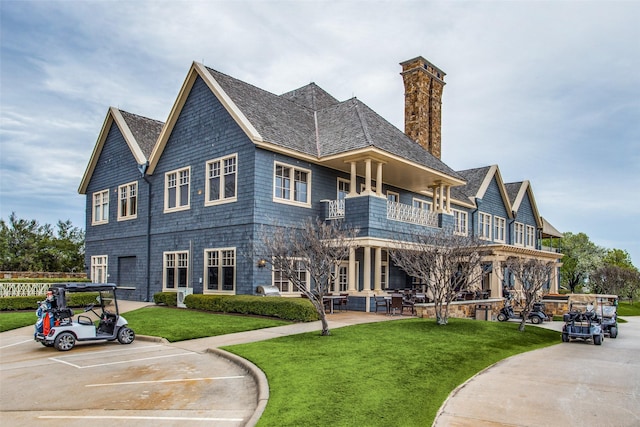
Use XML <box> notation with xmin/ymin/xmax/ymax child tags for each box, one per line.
<box><xmin>181</xmin><ymin>294</ymin><xmax>318</xmax><ymax>322</ymax></box>
<box><xmin>0</xmin><ymin>292</ymin><xmax>98</xmax><ymax>311</ymax></box>
<box><xmin>153</xmin><ymin>292</ymin><xmax>178</xmax><ymax>306</ymax></box>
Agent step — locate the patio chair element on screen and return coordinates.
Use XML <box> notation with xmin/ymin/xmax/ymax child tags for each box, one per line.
<box><xmin>336</xmin><ymin>293</ymin><xmax>349</xmax><ymax>312</ymax></box>
<box><xmin>374</xmin><ymin>296</ymin><xmax>388</xmax><ymax>314</ymax></box>
<box><xmin>374</xmin><ymin>296</ymin><xmax>389</xmax><ymax>314</ymax></box>
<box><xmin>402</xmin><ymin>296</ymin><xmax>416</xmax><ymax>315</ymax></box>
<box><xmin>390</xmin><ymin>294</ymin><xmax>403</xmax><ymax>315</ymax></box>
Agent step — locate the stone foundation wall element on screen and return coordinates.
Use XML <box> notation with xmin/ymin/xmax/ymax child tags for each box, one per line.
<box><xmin>415</xmin><ymin>299</ymin><xmax>503</xmax><ymax>321</ymax></box>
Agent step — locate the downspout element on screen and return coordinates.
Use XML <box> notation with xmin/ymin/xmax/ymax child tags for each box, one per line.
<box><xmin>140</xmin><ymin>162</ymin><xmax>151</xmax><ymax>302</ymax></box>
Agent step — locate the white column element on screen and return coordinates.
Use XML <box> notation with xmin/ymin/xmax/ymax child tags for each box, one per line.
<box><xmin>374</xmin><ymin>247</ymin><xmax>382</xmax><ymax>291</ymax></box>
<box><xmin>438</xmin><ymin>185</ymin><xmax>444</xmax><ymax>213</ymax></box>
<box><xmin>349</xmin><ymin>161</ymin><xmax>357</xmax><ymax>196</ymax></box>
<box><xmin>348</xmin><ymin>247</ymin><xmax>357</xmax><ymax>292</ymax></box>
<box><xmin>446</xmin><ymin>185</ymin><xmax>451</xmax><ymax>212</ymax></box>
<box><xmin>363</xmin><ymin>246</ymin><xmax>371</xmax><ymax>292</ymax></box>
<box><xmin>363</xmin><ymin>159</ymin><xmax>372</xmax><ymax>195</ymax></box>
<box><xmin>376</xmin><ymin>162</ymin><xmax>383</xmax><ymax>197</ymax></box>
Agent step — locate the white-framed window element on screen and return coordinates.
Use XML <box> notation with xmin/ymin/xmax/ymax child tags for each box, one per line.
<box><xmin>412</xmin><ymin>198</ymin><xmax>432</xmax><ymax>212</ymax></box>
<box><xmin>514</xmin><ymin>222</ymin><xmax>525</xmax><ymax>246</ymax></box>
<box><xmin>165</xmin><ymin>167</ymin><xmax>190</xmax><ymax>212</ymax></box>
<box><xmin>92</xmin><ymin>189</ymin><xmax>109</xmax><ymax>225</ymax></box>
<box><xmin>387</xmin><ymin>191</ymin><xmax>399</xmax><ymax>203</ymax></box>
<box><xmin>526</xmin><ymin>225</ymin><xmax>536</xmax><ymax>248</ymax></box>
<box><xmin>273</xmin><ymin>258</ymin><xmax>309</xmax><ymax>294</ymax></box>
<box><xmin>332</xmin><ymin>263</ymin><xmax>349</xmax><ymax>293</ymax></box>
<box><xmin>118</xmin><ymin>182</ymin><xmax>138</xmax><ymax>220</ymax></box>
<box><xmin>204</xmin><ymin>248</ymin><xmax>235</xmax><ymax>293</ymax></box>
<box><xmin>91</xmin><ymin>255</ymin><xmax>108</xmax><ymax>283</ymax></box>
<box><xmin>274</xmin><ymin>162</ymin><xmax>311</xmax><ymax>206</ymax></box>
<box><xmin>493</xmin><ymin>216</ymin><xmax>506</xmax><ymax>243</ymax></box>
<box><xmin>453</xmin><ymin>209</ymin><xmax>468</xmax><ymax>236</ymax></box>
<box><xmin>479</xmin><ymin>212</ymin><xmax>492</xmax><ymax>240</ymax></box>
<box><xmin>380</xmin><ymin>250</ymin><xmax>388</xmax><ymax>290</ymax></box>
<box><xmin>164</xmin><ymin>251</ymin><xmax>189</xmax><ymax>289</ymax></box>
<box><xmin>337</xmin><ymin>178</ymin><xmax>350</xmax><ymax>200</ymax></box>
<box><xmin>206</xmin><ymin>154</ymin><xmax>237</xmax><ymax>205</ymax></box>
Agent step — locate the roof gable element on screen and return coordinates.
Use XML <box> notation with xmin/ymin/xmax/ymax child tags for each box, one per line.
<box><xmin>455</xmin><ymin>165</ymin><xmax>513</xmax><ymax>218</ymax></box>
<box><xmin>78</xmin><ymin>107</ymin><xmax>160</xmax><ymax>194</ymax></box>
<box><xmin>505</xmin><ymin>180</ymin><xmax>542</xmax><ymax>227</ymax></box>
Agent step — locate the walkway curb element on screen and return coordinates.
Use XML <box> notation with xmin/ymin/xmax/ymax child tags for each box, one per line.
<box><xmin>206</xmin><ymin>347</ymin><xmax>269</xmax><ymax>427</ymax></box>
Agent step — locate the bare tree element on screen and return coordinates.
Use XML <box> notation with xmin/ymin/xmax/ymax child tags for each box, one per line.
<box><xmin>259</xmin><ymin>218</ymin><xmax>359</xmax><ymax>336</ymax></box>
<box><xmin>389</xmin><ymin>229</ymin><xmax>484</xmax><ymax>325</ymax></box>
<box><xmin>502</xmin><ymin>256</ymin><xmax>556</xmax><ymax>332</ymax></box>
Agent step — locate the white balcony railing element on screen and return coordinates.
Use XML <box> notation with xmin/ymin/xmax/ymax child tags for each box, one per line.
<box><xmin>327</xmin><ymin>199</ymin><xmax>345</xmax><ymax>219</ymax></box>
<box><xmin>387</xmin><ymin>201</ymin><xmax>439</xmax><ymax>228</ymax></box>
<box><xmin>0</xmin><ymin>282</ymin><xmax>51</xmax><ymax>297</ymax></box>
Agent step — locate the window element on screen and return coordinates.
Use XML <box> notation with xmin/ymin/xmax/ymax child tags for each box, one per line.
<box><xmin>164</xmin><ymin>251</ymin><xmax>189</xmax><ymax>289</ymax></box>
<box><xmin>206</xmin><ymin>155</ymin><xmax>237</xmax><ymax>205</ymax></box>
<box><xmin>337</xmin><ymin>178</ymin><xmax>350</xmax><ymax>200</ymax></box>
<box><xmin>165</xmin><ymin>167</ymin><xmax>190</xmax><ymax>212</ymax></box>
<box><xmin>453</xmin><ymin>209</ymin><xmax>468</xmax><ymax>235</ymax></box>
<box><xmin>205</xmin><ymin>248</ymin><xmax>235</xmax><ymax>292</ymax></box>
<box><xmin>91</xmin><ymin>255</ymin><xmax>108</xmax><ymax>283</ymax></box>
<box><xmin>412</xmin><ymin>198</ymin><xmax>432</xmax><ymax>212</ymax></box>
<box><xmin>273</xmin><ymin>258</ymin><xmax>308</xmax><ymax>293</ymax></box>
<box><xmin>526</xmin><ymin>225</ymin><xmax>536</xmax><ymax>248</ymax></box>
<box><xmin>387</xmin><ymin>191</ymin><xmax>399</xmax><ymax>203</ymax></box>
<box><xmin>332</xmin><ymin>264</ymin><xmax>349</xmax><ymax>293</ymax></box>
<box><xmin>118</xmin><ymin>182</ymin><xmax>137</xmax><ymax>220</ymax></box>
<box><xmin>514</xmin><ymin>222</ymin><xmax>525</xmax><ymax>246</ymax></box>
<box><xmin>92</xmin><ymin>189</ymin><xmax>109</xmax><ymax>225</ymax></box>
<box><xmin>494</xmin><ymin>216</ymin><xmax>506</xmax><ymax>243</ymax></box>
<box><xmin>479</xmin><ymin>212</ymin><xmax>492</xmax><ymax>240</ymax></box>
<box><xmin>274</xmin><ymin>162</ymin><xmax>311</xmax><ymax>206</ymax></box>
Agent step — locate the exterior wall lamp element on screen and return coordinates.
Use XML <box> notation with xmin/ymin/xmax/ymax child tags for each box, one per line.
<box><xmin>257</xmin><ymin>259</ymin><xmax>267</xmax><ymax>268</ymax></box>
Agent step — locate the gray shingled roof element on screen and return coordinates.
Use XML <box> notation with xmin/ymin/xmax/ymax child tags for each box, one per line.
<box><xmin>205</xmin><ymin>66</ymin><xmax>463</xmax><ymax>180</ymax></box>
<box><xmin>119</xmin><ymin>110</ymin><xmax>164</xmax><ymax>158</ymax></box>
<box><xmin>281</xmin><ymin>83</ymin><xmax>340</xmax><ymax>110</ymax></box>
<box><xmin>504</xmin><ymin>182</ymin><xmax>523</xmax><ymax>207</ymax></box>
<box><xmin>451</xmin><ymin>166</ymin><xmax>492</xmax><ymax>201</ymax></box>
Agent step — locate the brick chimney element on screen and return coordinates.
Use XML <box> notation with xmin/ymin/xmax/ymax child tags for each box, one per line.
<box><xmin>400</xmin><ymin>56</ymin><xmax>446</xmax><ymax>159</ymax></box>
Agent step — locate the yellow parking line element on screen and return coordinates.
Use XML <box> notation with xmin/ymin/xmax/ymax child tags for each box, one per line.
<box><xmin>86</xmin><ymin>375</ymin><xmax>245</xmax><ymax>387</ymax></box>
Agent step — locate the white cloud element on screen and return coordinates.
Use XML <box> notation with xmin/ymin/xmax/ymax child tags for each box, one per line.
<box><xmin>1</xmin><ymin>0</ymin><xmax>639</xmax><ymax>264</ymax></box>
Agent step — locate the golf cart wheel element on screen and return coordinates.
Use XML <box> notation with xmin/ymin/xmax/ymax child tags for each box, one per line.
<box><xmin>54</xmin><ymin>332</ymin><xmax>76</xmax><ymax>351</ymax></box>
<box><xmin>561</xmin><ymin>332</ymin><xmax>569</xmax><ymax>342</ymax></box>
<box><xmin>117</xmin><ymin>327</ymin><xmax>135</xmax><ymax>344</ymax></box>
<box><xmin>610</xmin><ymin>326</ymin><xmax>618</xmax><ymax>339</ymax></box>
<box><xmin>497</xmin><ymin>313</ymin><xmax>508</xmax><ymax>322</ymax></box>
<box><xmin>530</xmin><ymin>316</ymin><xmax>542</xmax><ymax>325</ymax></box>
<box><xmin>593</xmin><ymin>334</ymin><xmax>602</xmax><ymax>345</ymax></box>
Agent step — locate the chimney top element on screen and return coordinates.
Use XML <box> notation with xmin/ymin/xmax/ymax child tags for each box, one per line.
<box><xmin>400</xmin><ymin>56</ymin><xmax>446</xmax><ymax>84</ymax></box>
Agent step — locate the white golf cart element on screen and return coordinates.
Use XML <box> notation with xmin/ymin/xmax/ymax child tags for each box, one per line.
<box><xmin>34</xmin><ymin>283</ymin><xmax>135</xmax><ymax>351</ymax></box>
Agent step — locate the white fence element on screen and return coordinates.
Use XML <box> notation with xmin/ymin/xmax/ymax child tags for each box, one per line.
<box><xmin>0</xmin><ymin>283</ymin><xmax>52</xmax><ymax>297</ymax></box>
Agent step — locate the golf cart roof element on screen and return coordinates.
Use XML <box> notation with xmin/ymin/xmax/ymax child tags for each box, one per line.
<box><xmin>50</xmin><ymin>283</ymin><xmax>118</xmax><ymax>292</ymax></box>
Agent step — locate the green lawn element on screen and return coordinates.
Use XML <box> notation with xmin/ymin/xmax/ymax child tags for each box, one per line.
<box><xmin>225</xmin><ymin>318</ymin><xmax>560</xmax><ymax>427</ymax></box>
<box><xmin>0</xmin><ymin>311</ymin><xmax>37</xmax><ymax>332</ymax></box>
<box><xmin>618</xmin><ymin>301</ymin><xmax>640</xmax><ymax>317</ymax></box>
<box><xmin>123</xmin><ymin>307</ymin><xmax>291</xmax><ymax>341</ymax></box>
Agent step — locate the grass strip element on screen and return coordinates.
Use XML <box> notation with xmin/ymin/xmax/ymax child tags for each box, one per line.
<box><xmin>225</xmin><ymin>318</ymin><xmax>559</xmax><ymax>427</ymax></box>
<box><xmin>123</xmin><ymin>306</ymin><xmax>291</xmax><ymax>342</ymax></box>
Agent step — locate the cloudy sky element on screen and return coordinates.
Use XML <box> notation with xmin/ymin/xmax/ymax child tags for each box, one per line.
<box><xmin>1</xmin><ymin>0</ymin><xmax>639</xmax><ymax>265</ymax></box>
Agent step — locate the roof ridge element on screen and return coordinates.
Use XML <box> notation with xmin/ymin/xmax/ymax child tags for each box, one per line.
<box><xmin>353</xmin><ymin>99</ymin><xmax>373</xmax><ymax>146</ymax></box>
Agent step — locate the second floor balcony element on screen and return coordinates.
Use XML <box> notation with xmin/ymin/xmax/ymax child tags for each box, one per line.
<box><xmin>323</xmin><ymin>197</ymin><xmax>440</xmax><ymax>230</ymax></box>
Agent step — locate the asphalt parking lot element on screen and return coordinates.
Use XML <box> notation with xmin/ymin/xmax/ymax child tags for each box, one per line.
<box><xmin>0</xmin><ymin>329</ymin><xmax>257</xmax><ymax>426</ymax></box>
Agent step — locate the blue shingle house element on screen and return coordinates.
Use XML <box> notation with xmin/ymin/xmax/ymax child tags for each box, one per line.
<box><xmin>79</xmin><ymin>56</ymin><xmax>562</xmax><ymax>309</ymax></box>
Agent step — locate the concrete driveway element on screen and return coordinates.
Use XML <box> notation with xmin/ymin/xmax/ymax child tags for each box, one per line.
<box><xmin>0</xmin><ymin>327</ymin><xmax>258</xmax><ymax>427</ymax></box>
<box><xmin>434</xmin><ymin>317</ymin><xmax>640</xmax><ymax>427</ymax></box>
